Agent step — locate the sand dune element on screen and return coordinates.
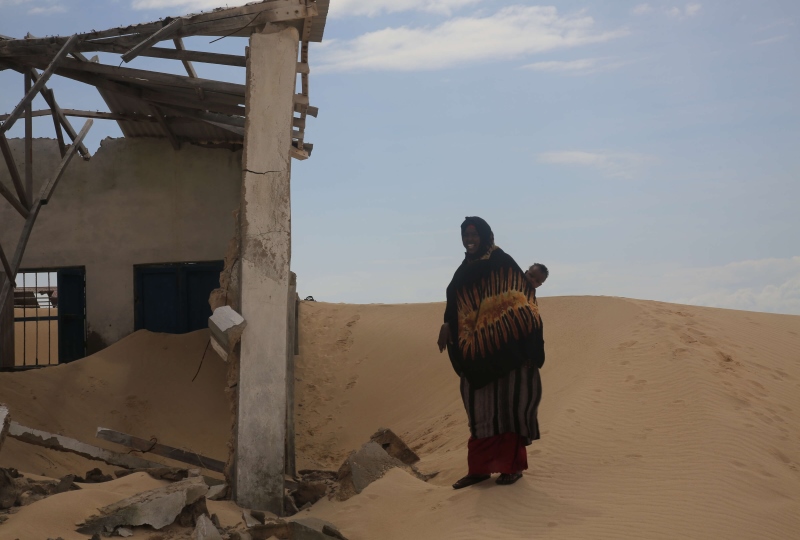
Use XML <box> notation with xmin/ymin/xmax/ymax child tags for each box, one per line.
<box><xmin>294</xmin><ymin>297</ymin><xmax>800</xmax><ymax>539</ymax></box>
<box><xmin>1</xmin><ymin>297</ymin><xmax>799</xmax><ymax>539</ymax></box>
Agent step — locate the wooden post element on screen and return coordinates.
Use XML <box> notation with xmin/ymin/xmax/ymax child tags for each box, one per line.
<box><xmin>24</xmin><ymin>71</ymin><xmax>32</xmax><ymax>207</ymax></box>
<box><xmin>0</xmin><ymin>282</ymin><xmax>12</xmax><ymax>369</ymax></box>
<box><xmin>285</xmin><ymin>271</ymin><xmax>297</xmax><ymax>477</ymax></box>
<box><xmin>235</xmin><ymin>25</ymin><xmax>299</xmax><ymax>515</ymax></box>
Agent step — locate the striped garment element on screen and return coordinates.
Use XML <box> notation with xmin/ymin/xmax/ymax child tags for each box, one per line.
<box><xmin>460</xmin><ymin>360</ymin><xmax>542</xmax><ymax>443</ymax></box>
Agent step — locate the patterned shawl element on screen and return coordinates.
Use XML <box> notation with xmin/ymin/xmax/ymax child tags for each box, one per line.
<box><xmin>444</xmin><ymin>245</ymin><xmax>545</xmax><ymax>389</ymax></box>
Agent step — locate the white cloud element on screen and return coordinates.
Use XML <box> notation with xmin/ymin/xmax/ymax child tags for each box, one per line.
<box><xmin>28</xmin><ymin>4</ymin><xmax>65</xmax><ymax>14</ymax></box>
<box><xmin>330</xmin><ymin>0</ymin><xmax>480</xmax><ymax>18</ymax></box>
<box><xmin>685</xmin><ymin>3</ymin><xmax>702</xmax><ymax>16</ymax></box>
<box><xmin>537</xmin><ymin>150</ymin><xmax>656</xmax><ymax>178</ymax></box>
<box><xmin>542</xmin><ymin>257</ymin><xmax>800</xmax><ymax>316</ymax></box>
<box><xmin>667</xmin><ymin>3</ymin><xmax>702</xmax><ymax>18</ymax></box>
<box><xmin>523</xmin><ymin>57</ymin><xmax>624</xmax><ymax>75</ymax></box>
<box><xmin>131</xmin><ymin>0</ymin><xmax>251</xmax><ymax>10</ymax></box>
<box><xmin>632</xmin><ymin>3</ymin><xmax>652</xmax><ymax>15</ymax></box>
<box><xmin>316</xmin><ymin>6</ymin><xmax>627</xmax><ymax>72</ymax></box>
<box><xmin>753</xmin><ymin>35</ymin><xmax>788</xmax><ymax>46</ymax></box>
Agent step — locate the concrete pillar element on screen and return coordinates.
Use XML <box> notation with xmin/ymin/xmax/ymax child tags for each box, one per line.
<box><xmin>235</xmin><ymin>25</ymin><xmax>299</xmax><ymax>514</ymax></box>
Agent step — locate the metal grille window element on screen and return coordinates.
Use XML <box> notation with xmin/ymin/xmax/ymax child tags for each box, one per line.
<box><xmin>11</xmin><ymin>267</ymin><xmax>86</xmax><ymax>368</ymax></box>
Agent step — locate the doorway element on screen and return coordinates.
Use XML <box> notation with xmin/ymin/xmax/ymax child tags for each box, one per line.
<box><xmin>133</xmin><ymin>261</ymin><xmax>223</xmax><ymax>334</ymax></box>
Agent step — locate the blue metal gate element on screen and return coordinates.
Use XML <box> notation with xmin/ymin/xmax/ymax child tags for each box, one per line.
<box><xmin>134</xmin><ymin>261</ymin><xmax>223</xmax><ymax>334</ymax></box>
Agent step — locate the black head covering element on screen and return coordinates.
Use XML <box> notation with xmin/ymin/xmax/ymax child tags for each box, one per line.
<box><xmin>460</xmin><ymin>216</ymin><xmax>495</xmax><ymax>258</ymax></box>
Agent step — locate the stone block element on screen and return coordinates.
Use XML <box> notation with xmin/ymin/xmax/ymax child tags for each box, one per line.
<box><xmin>193</xmin><ymin>514</ymin><xmax>223</xmax><ymax>540</ymax></box>
<box><xmin>77</xmin><ymin>476</ymin><xmax>208</xmax><ymax>534</ymax></box>
<box><xmin>209</xmin><ymin>305</ymin><xmax>246</xmax><ymax>362</ymax></box>
<box><xmin>336</xmin><ymin>442</ymin><xmax>405</xmax><ymax>501</ymax></box>
<box><xmin>370</xmin><ymin>428</ymin><xmax>420</xmax><ymax>465</ymax></box>
<box><xmin>207</xmin><ymin>483</ymin><xmax>228</xmax><ymax>500</ymax></box>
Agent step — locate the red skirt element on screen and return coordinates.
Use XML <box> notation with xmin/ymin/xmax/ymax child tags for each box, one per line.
<box><xmin>467</xmin><ymin>432</ymin><xmax>528</xmax><ymax>475</ymax></box>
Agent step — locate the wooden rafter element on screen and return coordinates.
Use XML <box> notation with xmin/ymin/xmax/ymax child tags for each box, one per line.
<box><xmin>27</xmin><ymin>67</ymin><xmax>91</xmax><ymax>159</ymax></box>
<box><xmin>0</xmin><ymin>119</ymin><xmax>92</xmax><ymax>311</ymax></box>
<box><xmin>122</xmin><ymin>17</ymin><xmax>184</xmax><ymax>63</ymax></box>
<box><xmin>24</xmin><ymin>71</ymin><xmax>33</xmax><ymax>206</ymax></box>
<box><xmin>0</xmin><ymin>133</ymin><xmax>27</xmax><ymax>207</ymax></box>
<box><xmin>0</xmin><ymin>34</ymin><xmax>78</xmax><ymax>133</ymax></box>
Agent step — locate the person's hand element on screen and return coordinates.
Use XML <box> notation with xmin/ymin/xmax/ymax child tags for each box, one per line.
<box><xmin>437</xmin><ymin>323</ymin><xmax>452</xmax><ymax>352</ymax></box>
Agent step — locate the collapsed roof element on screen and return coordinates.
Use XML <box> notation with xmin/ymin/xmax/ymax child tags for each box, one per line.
<box><xmin>0</xmin><ymin>0</ymin><xmax>327</xmax><ymax>156</ymax></box>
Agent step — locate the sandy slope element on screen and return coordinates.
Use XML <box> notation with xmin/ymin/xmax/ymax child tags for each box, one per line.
<box><xmin>295</xmin><ymin>297</ymin><xmax>800</xmax><ymax>540</ymax></box>
<box><xmin>0</xmin><ymin>329</ymin><xmax>229</xmax><ymax>477</ymax></box>
<box><xmin>1</xmin><ymin>297</ymin><xmax>799</xmax><ymax>539</ymax></box>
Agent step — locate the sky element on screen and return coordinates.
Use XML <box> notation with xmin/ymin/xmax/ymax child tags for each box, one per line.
<box><xmin>1</xmin><ymin>0</ymin><xmax>799</xmax><ymax>314</ymax></box>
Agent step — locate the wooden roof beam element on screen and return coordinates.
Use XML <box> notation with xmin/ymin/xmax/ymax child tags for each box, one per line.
<box><xmin>1</xmin><ymin>35</ymin><xmax>78</xmax><ymax>134</ymax></box>
<box><xmin>121</xmin><ymin>17</ymin><xmax>184</xmax><ymax>63</ymax></box>
<box><xmin>0</xmin><ymin>133</ymin><xmax>28</xmax><ymax>209</ymax></box>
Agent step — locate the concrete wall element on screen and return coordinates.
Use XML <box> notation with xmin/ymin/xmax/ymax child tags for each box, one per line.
<box><xmin>0</xmin><ymin>137</ymin><xmax>242</xmax><ymax>350</ymax></box>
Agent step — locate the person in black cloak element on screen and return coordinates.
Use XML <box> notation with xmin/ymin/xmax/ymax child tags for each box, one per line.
<box><xmin>437</xmin><ymin>217</ymin><xmax>545</xmax><ymax>488</ymax></box>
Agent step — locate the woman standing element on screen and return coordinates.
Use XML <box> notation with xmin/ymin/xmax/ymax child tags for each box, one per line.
<box><xmin>438</xmin><ymin>217</ymin><xmax>545</xmax><ymax>488</ymax></box>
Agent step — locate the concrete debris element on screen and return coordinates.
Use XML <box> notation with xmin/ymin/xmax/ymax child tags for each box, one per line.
<box><xmin>207</xmin><ymin>483</ymin><xmax>228</xmax><ymax>500</ymax></box>
<box><xmin>8</xmin><ymin>421</ymin><xmax>162</xmax><ymax>470</ymax></box>
<box><xmin>209</xmin><ymin>305</ymin><xmax>247</xmax><ymax>362</ymax></box>
<box><xmin>84</xmin><ymin>467</ymin><xmax>114</xmax><ymax>483</ymax></box>
<box><xmin>248</xmin><ymin>517</ymin><xmax>347</xmax><ymax>540</ymax></box>
<box><xmin>193</xmin><ymin>513</ymin><xmax>223</xmax><ymax>540</ymax></box>
<box><xmin>0</xmin><ymin>404</ymin><xmax>9</xmax><ymax>451</ymax></box>
<box><xmin>370</xmin><ymin>428</ymin><xmax>420</xmax><ymax>465</ymax></box>
<box><xmin>242</xmin><ymin>509</ymin><xmax>262</xmax><ymax>528</ymax></box>
<box><xmin>1</xmin><ymin>468</ymin><xmax>81</xmax><ymax>510</ymax></box>
<box><xmin>336</xmin><ymin>441</ymin><xmax>406</xmax><ymax>501</ymax></box>
<box><xmin>115</xmin><ymin>527</ymin><xmax>134</xmax><ymax>537</ymax></box>
<box><xmin>290</xmin><ymin>480</ymin><xmax>326</xmax><ymax>508</ymax></box>
<box><xmin>114</xmin><ymin>467</ymin><xmax>192</xmax><ymax>482</ymax></box>
<box><xmin>76</xmin><ymin>476</ymin><xmax>208</xmax><ymax>534</ymax></box>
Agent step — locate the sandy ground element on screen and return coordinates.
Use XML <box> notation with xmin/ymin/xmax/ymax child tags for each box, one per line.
<box><xmin>1</xmin><ymin>296</ymin><xmax>799</xmax><ymax>539</ymax></box>
<box><xmin>14</xmin><ymin>308</ymin><xmax>58</xmax><ymax>366</ymax></box>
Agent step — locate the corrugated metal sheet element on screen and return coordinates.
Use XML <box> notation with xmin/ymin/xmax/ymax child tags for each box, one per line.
<box><xmin>309</xmin><ymin>0</ymin><xmax>329</xmax><ymax>43</ymax></box>
<box><xmin>98</xmin><ymin>88</ymin><xmax>243</xmax><ymax>144</ymax></box>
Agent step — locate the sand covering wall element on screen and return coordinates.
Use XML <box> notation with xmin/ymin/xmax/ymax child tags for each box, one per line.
<box><xmin>0</xmin><ymin>297</ymin><xmax>799</xmax><ymax>539</ymax></box>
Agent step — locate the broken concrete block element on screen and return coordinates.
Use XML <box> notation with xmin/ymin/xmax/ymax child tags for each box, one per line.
<box><xmin>84</xmin><ymin>468</ymin><xmax>113</xmax><ymax>483</ymax></box>
<box><xmin>370</xmin><ymin>428</ymin><xmax>420</xmax><ymax>465</ymax></box>
<box><xmin>336</xmin><ymin>441</ymin><xmax>405</xmax><ymax>500</ymax></box>
<box><xmin>242</xmin><ymin>509</ymin><xmax>262</xmax><ymax>528</ymax></box>
<box><xmin>209</xmin><ymin>306</ymin><xmax>246</xmax><ymax>361</ymax></box>
<box><xmin>193</xmin><ymin>514</ymin><xmax>223</xmax><ymax>540</ymax></box>
<box><xmin>77</xmin><ymin>476</ymin><xmax>208</xmax><ymax>534</ymax></box>
<box><xmin>0</xmin><ymin>404</ymin><xmax>9</xmax><ymax>451</ymax></box>
<box><xmin>115</xmin><ymin>528</ymin><xmax>133</xmax><ymax>537</ymax></box>
<box><xmin>206</xmin><ymin>483</ymin><xmax>228</xmax><ymax>500</ymax></box>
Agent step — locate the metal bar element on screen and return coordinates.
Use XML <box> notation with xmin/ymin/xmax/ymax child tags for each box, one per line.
<box><xmin>47</xmin><ymin>271</ymin><xmax>51</xmax><ymax>364</ymax></box>
<box><xmin>122</xmin><ymin>17</ymin><xmax>184</xmax><ymax>63</ymax></box>
<box><xmin>0</xmin><ymin>34</ymin><xmax>79</xmax><ymax>133</ymax></box>
<box><xmin>13</xmin><ymin>316</ymin><xmax>58</xmax><ymax>322</ymax></box>
<box><xmin>0</xmin><ymin>132</ymin><xmax>29</xmax><ymax>207</ymax></box>
<box><xmin>24</xmin><ymin>71</ymin><xmax>33</xmax><ymax>207</ymax></box>
<box><xmin>96</xmin><ymin>427</ymin><xmax>226</xmax><ymax>472</ymax></box>
<box><xmin>22</xmin><ymin>272</ymin><xmax>26</xmax><ymax>365</ymax></box>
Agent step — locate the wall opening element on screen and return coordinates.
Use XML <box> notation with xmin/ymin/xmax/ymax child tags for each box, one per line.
<box><xmin>12</xmin><ymin>267</ymin><xmax>87</xmax><ymax>368</ymax></box>
<box><xmin>134</xmin><ymin>261</ymin><xmax>223</xmax><ymax>334</ymax></box>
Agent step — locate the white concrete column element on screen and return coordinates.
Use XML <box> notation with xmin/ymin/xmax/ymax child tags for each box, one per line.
<box><xmin>235</xmin><ymin>25</ymin><xmax>299</xmax><ymax>514</ymax></box>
